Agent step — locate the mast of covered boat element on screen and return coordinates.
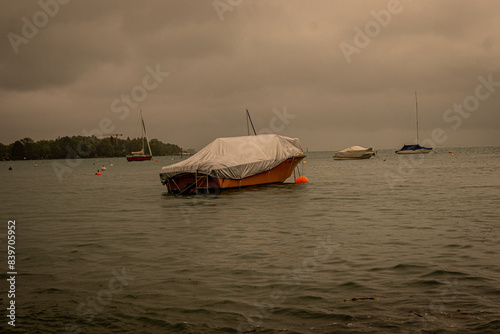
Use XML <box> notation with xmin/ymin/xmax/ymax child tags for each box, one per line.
<box><xmin>246</xmin><ymin>109</ymin><xmax>257</xmax><ymax>136</ymax></box>
<box><xmin>415</xmin><ymin>91</ymin><xmax>419</xmax><ymax>145</ymax></box>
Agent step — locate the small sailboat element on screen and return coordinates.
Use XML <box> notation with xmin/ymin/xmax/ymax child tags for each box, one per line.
<box><xmin>396</xmin><ymin>92</ymin><xmax>432</xmax><ymax>154</ymax></box>
<box><xmin>126</xmin><ymin>110</ymin><xmax>153</xmax><ymax>161</ymax></box>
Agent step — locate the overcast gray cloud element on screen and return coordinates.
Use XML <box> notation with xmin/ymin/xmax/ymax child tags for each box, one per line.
<box><xmin>1</xmin><ymin>0</ymin><xmax>499</xmax><ymax>151</ymax></box>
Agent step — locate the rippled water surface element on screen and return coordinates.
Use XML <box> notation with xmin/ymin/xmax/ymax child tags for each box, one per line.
<box><xmin>1</xmin><ymin>147</ymin><xmax>499</xmax><ymax>333</ymax></box>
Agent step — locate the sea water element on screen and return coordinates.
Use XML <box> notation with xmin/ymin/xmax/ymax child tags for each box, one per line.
<box><xmin>1</xmin><ymin>147</ymin><xmax>499</xmax><ymax>333</ymax></box>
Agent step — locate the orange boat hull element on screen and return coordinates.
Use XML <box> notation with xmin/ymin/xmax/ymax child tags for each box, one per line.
<box><xmin>164</xmin><ymin>154</ymin><xmax>306</xmax><ymax>194</ymax></box>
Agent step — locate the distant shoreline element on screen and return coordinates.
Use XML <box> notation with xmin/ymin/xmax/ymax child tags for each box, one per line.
<box><xmin>0</xmin><ymin>135</ymin><xmax>182</xmax><ymax>161</ymax></box>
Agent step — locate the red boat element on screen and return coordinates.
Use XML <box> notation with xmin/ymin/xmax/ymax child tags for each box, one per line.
<box><xmin>126</xmin><ymin>155</ymin><xmax>152</xmax><ymax>162</ymax></box>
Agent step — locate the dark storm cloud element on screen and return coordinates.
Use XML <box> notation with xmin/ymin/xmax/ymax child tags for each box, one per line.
<box><xmin>1</xmin><ymin>0</ymin><xmax>499</xmax><ymax>150</ymax></box>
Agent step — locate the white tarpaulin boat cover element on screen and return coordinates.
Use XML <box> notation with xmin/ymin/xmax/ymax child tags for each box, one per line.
<box><xmin>160</xmin><ymin>134</ymin><xmax>304</xmax><ymax>181</ymax></box>
<box><xmin>333</xmin><ymin>146</ymin><xmax>374</xmax><ymax>159</ymax></box>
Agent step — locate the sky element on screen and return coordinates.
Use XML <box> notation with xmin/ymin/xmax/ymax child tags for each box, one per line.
<box><xmin>1</xmin><ymin>0</ymin><xmax>499</xmax><ymax>151</ymax></box>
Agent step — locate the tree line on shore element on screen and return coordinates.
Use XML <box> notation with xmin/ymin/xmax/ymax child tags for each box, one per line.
<box><xmin>0</xmin><ymin>136</ymin><xmax>182</xmax><ymax>160</ymax></box>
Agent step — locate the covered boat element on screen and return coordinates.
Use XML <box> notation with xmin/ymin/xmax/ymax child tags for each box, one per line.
<box><xmin>333</xmin><ymin>146</ymin><xmax>375</xmax><ymax>160</ymax></box>
<box><xmin>160</xmin><ymin>134</ymin><xmax>306</xmax><ymax>194</ymax></box>
<box><xmin>395</xmin><ymin>144</ymin><xmax>432</xmax><ymax>154</ymax></box>
<box><xmin>395</xmin><ymin>92</ymin><xmax>432</xmax><ymax>154</ymax></box>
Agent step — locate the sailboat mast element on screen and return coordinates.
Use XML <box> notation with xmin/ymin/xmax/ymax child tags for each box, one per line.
<box><xmin>141</xmin><ymin>110</ymin><xmax>152</xmax><ymax>156</ymax></box>
<box><xmin>415</xmin><ymin>91</ymin><xmax>419</xmax><ymax>144</ymax></box>
<box><xmin>139</xmin><ymin>110</ymin><xmax>145</xmax><ymax>152</ymax></box>
<box><xmin>141</xmin><ymin>113</ymin><xmax>145</xmax><ymax>151</ymax></box>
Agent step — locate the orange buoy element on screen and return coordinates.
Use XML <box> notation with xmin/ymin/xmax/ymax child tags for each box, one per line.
<box><xmin>295</xmin><ymin>176</ymin><xmax>309</xmax><ymax>183</ymax></box>
<box><xmin>156</xmin><ymin>160</ymin><xmax>159</xmax><ymax>162</ymax></box>
<box><xmin>449</xmin><ymin>151</ymin><xmax>453</xmax><ymax>154</ymax></box>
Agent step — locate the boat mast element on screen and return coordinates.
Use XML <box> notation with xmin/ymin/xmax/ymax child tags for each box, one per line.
<box><xmin>246</xmin><ymin>109</ymin><xmax>257</xmax><ymax>135</ymax></box>
<box><xmin>140</xmin><ymin>112</ymin><xmax>145</xmax><ymax>152</ymax></box>
<box><xmin>415</xmin><ymin>91</ymin><xmax>419</xmax><ymax>145</ymax></box>
<box><xmin>246</xmin><ymin>110</ymin><xmax>249</xmax><ymax>136</ymax></box>
<box><xmin>140</xmin><ymin>110</ymin><xmax>152</xmax><ymax>156</ymax></box>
